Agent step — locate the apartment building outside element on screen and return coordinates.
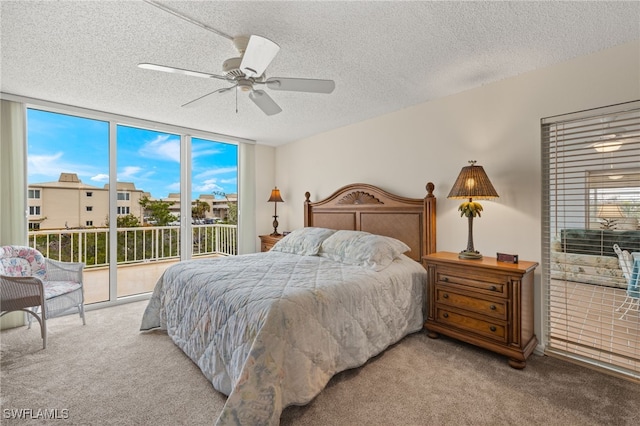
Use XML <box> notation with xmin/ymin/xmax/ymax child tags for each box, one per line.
<box><xmin>28</xmin><ymin>173</ymin><xmax>234</xmax><ymax>230</ymax></box>
<box><xmin>162</xmin><ymin>193</ymin><xmax>237</xmax><ymax>224</ymax></box>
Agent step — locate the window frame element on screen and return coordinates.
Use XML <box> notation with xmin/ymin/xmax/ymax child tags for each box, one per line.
<box><xmin>541</xmin><ymin>100</ymin><xmax>640</xmax><ymax>380</ymax></box>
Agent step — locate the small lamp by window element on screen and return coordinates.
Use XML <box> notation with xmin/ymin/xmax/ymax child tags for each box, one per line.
<box><xmin>597</xmin><ymin>204</ymin><xmax>624</xmax><ymax>230</ymax></box>
<box><xmin>268</xmin><ymin>187</ymin><xmax>284</xmax><ymax>236</ymax></box>
<box><xmin>447</xmin><ymin>160</ymin><xmax>499</xmax><ymax>259</ymax></box>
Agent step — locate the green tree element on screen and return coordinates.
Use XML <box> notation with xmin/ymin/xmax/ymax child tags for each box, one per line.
<box><xmin>139</xmin><ymin>195</ymin><xmax>177</xmax><ymax>226</ymax></box>
<box><xmin>116</xmin><ymin>214</ymin><xmax>141</xmax><ymax>228</ymax></box>
<box><xmin>192</xmin><ymin>199</ymin><xmax>210</xmax><ymax>220</ymax></box>
<box><xmin>226</xmin><ymin>201</ymin><xmax>238</xmax><ymax>225</ymax></box>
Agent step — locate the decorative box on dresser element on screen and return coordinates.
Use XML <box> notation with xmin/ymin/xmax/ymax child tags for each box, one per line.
<box><xmin>422</xmin><ymin>252</ymin><xmax>539</xmax><ymax>369</ymax></box>
<box><xmin>259</xmin><ymin>234</ymin><xmax>284</xmax><ymax>252</ymax></box>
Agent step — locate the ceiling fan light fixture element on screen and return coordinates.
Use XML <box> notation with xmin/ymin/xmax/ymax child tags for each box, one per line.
<box><xmin>237</xmin><ymin>80</ymin><xmax>253</xmax><ymax>92</ymax></box>
<box><xmin>591</xmin><ymin>140</ymin><xmax>623</xmax><ymax>152</ymax></box>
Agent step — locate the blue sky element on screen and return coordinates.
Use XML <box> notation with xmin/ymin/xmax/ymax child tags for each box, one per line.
<box><xmin>27</xmin><ymin>109</ymin><xmax>238</xmax><ymax>199</ymax></box>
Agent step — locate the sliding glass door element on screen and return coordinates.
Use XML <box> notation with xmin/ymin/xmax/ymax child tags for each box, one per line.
<box><xmin>26</xmin><ymin>107</ymin><xmax>240</xmax><ymax>308</ymax></box>
<box><xmin>542</xmin><ymin>100</ymin><xmax>640</xmax><ymax>379</ymax></box>
<box><xmin>116</xmin><ymin>125</ymin><xmax>181</xmax><ymax>298</ymax></box>
<box><xmin>191</xmin><ymin>137</ymin><xmax>238</xmax><ymax>257</ymax></box>
<box><xmin>27</xmin><ymin>108</ymin><xmax>111</xmax><ymax>304</ymax></box>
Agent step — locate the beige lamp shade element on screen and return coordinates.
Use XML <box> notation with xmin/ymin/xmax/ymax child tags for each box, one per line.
<box><xmin>268</xmin><ymin>187</ymin><xmax>284</xmax><ymax>203</ymax></box>
<box><xmin>597</xmin><ymin>204</ymin><xmax>624</xmax><ymax>218</ymax></box>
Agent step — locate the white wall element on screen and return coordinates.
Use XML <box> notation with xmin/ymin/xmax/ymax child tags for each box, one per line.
<box><xmin>264</xmin><ymin>40</ymin><xmax>640</xmax><ymax>343</ymax></box>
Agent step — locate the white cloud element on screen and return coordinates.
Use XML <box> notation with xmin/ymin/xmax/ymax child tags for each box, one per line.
<box><xmin>167</xmin><ymin>181</ymin><xmax>180</xmax><ymax>192</ymax></box>
<box><xmin>192</xmin><ymin>147</ymin><xmax>221</xmax><ymax>158</ymax></box>
<box><xmin>194</xmin><ymin>178</ymin><xmax>225</xmax><ymax>193</ymax></box>
<box><xmin>91</xmin><ymin>173</ymin><xmax>109</xmax><ymax>183</ymax></box>
<box><xmin>194</xmin><ymin>166</ymin><xmax>237</xmax><ymax>179</ymax></box>
<box><xmin>139</xmin><ymin>134</ymin><xmax>180</xmax><ymax>163</ymax></box>
<box><xmin>119</xmin><ymin>166</ymin><xmax>142</xmax><ymax>179</ymax></box>
<box><xmin>28</xmin><ymin>152</ymin><xmax>64</xmax><ymax>175</ymax></box>
<box><xmin>28</xmin><ymin>152</ymin><xmax>100</xmax><ymax>182</ymax></box>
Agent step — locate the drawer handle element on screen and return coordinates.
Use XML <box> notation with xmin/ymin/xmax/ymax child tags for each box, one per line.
<box><xmin>443</xmin><ymin>313</ymin><xmax>449</xmax><ymax>318</ymax></box>
<box><xmin>443</xmin><ymin>293</ymin><xmax>449</xmax><ymax>299</ymax></box>
<box><xmin>489</xmin><ymin>326</ymin><xmax>497</xmax><ymax>332</ymax></box>
<box><xmin>489</xmin><ymin>305</ymin><xmax>496</xmax><ymax>310</ymax></box>
<box><xmin>489</xmin><ymin>285</ymin><xmax>497</xmax><ymax>291</ymax></box>
<box><xmin>442</xmin><ymin>277</ymin><xmax>449</xmax><ymax>282</ymax></box>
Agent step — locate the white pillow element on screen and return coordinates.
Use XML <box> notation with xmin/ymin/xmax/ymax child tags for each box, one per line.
<box><xmin>271</xmin><ymin>227</ymin><xmax>336</xmax><ymax>256</ymax></box>
<box><xmin>319</xmin><ymin>230</ymin><xmax>410</xmax><ymax>271</ymax></box>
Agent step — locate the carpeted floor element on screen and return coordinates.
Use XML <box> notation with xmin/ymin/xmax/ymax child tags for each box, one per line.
<box><xmin>1</xmin><ymin>300</ymin><xmax>638</xmax><ymax>425</ymax></box>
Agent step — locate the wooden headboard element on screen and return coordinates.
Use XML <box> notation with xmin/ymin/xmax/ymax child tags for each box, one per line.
<box><xmin>304</xmin><ymin>183</ymin><xmax>436</xmax><ymax>262</ymax></box>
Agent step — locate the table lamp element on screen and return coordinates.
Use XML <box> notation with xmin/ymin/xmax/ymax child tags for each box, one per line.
<box><xmin>597</xmin><ymin>204</ymin><xmax>624</xmax><ymax>230</ymax></box>
<box><xmin>268</xmin><ymin>187</ymin><xmax>284</xmax><ymax>236</ymax></box>
<box><xmin>447</xmin><ymin>160</ymin><xmax>499</xmax><ymax>259</ymax></box>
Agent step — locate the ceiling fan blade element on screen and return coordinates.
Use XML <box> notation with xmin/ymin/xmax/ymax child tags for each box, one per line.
<box><xmin>181</xmin><ymin>86</ymin><xmax>236</xmax><ymax>108</ymax></box>
<box><xmin>138</xmin><ymin>63</ymin><xmax>227</xmax><ymax>81</ymax></box>
<box><xmin>249</xmin><ymin>90</ymin><xmax>282</xmax><ymax>116</ymax></box>
<box><xmin>240</xmin><ymin>35</ymin><xmax>280</xmax><ymax>78</ymax></box>
<box><xmin>265</xmin><ymin>77</ymin><xmax>335</xmax><ymax>94</ymax></box>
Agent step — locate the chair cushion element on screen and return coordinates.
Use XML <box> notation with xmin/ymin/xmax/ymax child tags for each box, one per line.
<box><xmin>0</xmin><ymin>246</ymin><xmax>47</xmax><ymax>280</ymax></box>
<box><xmin>44</xmin><ymin>281</ymin><xmax>81</xmax><ymax>299</ymax></box>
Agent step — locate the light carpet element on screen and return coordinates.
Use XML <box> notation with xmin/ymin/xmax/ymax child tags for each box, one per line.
<box><xmin>1</xmin><ymin>301</ymin><xmax>638</xmax><ymax>425</ymax></box>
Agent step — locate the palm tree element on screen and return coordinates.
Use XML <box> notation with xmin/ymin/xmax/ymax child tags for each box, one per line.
<box><xmin>191</xmin><ymin>199</ymin><xmax>211</xmax><ymax>221</ymax></box>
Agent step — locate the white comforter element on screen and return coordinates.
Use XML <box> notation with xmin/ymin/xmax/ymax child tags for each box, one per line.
<box><xmin>140</xmin><ymin>251</ymin><xmax>426</xmax><ymax>425</ymax></box>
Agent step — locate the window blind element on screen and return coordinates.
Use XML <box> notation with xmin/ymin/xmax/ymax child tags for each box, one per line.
<box><xmin>542</xmin><ymin>100</ymin><xmax>640</xmax><ymax>380</ymax></box>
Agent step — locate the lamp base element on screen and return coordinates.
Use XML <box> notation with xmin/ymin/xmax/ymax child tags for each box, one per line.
<box><xmin>458</xmin><ymin>250</ymin><xmax>483</xmax><ymax>260</ymax></box>
<box><xmin>270</xmin><ymin>232</ymin><xmax>282</xmax><ymax>237</ymax></box>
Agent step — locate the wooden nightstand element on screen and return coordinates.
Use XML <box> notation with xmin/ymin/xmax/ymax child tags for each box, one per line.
<box><xmin>423</xmin><ymin>252</ymin><xmax>538</xmax><ymax>369</ymax></box>
<box><xmin>259</xmin><ymin>234</ymin><xmax>284</xmax><ymax>252</ymax></box>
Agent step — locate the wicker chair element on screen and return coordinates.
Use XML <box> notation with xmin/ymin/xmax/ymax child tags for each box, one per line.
<box><xmin>0</xmin><ymin>245</ymin><xmax>86</xmax><ymax>348</ymax></box>
<box><xmin>613</xmin><ymin>243</ymin><xmax>639</xmax><ymax>319</ymax></box>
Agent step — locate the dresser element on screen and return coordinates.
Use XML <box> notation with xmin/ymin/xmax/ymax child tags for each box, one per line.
<box><xmin>259</xmin><ymin>234</ymin><xmax>284</xmax><ymax>252</ymax></box>
<box><xmin>423</xmin><ymin>252</ymin><xmax>538</xmax><ymax>369</ymax></box>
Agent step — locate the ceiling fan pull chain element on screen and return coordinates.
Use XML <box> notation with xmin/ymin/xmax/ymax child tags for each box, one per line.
<box><xmin>235</xmin><ymin>87</ymin><xmax>238</xmax><ymax>114</ymax></box>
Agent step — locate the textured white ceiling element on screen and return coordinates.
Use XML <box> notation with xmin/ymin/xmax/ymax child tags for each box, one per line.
<box><xmin>1</xmin><ymin>1</ymin><xmax>639</xmax><ymax>146</ymax></box>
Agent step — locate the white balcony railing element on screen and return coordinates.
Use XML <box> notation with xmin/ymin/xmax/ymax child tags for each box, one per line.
<box><xmin>28</xmin><ymin>224</ymin><xmax>237</xmax><ymax>267</ymax></box>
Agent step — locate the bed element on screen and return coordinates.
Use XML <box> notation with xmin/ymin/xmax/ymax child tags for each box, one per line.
<box><xmin>140</xmin><ymin>182</ymin><xmax>437</xmax><ymax>425</ymax></box>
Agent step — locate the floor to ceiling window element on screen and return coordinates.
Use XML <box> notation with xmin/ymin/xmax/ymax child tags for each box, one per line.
<box><xmin>26</xmin><ymin>107</ymin><xmax>239</xmax><ymax>307</ymax></box>
<box><xmin>191</xmin><ymin>137</ymin><xmax>239</xmax><ymax>257</ymax></box>
<box><xmin>27</xmin><ymin>108</ymin><xmax>111</xmax><ymax>303</ymax></box>
<box><xmin>542</xmin><ymin>100</ymin><xmax>640</xmax><ymax>380</ymax></box>
<box><xmin>115</xmin><ymin>125</ymin><xmax>182</xmax><ymax>298</ymax></box>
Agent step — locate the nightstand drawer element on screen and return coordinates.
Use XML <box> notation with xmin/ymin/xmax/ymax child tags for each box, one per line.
<box><xmin>435</xmin><ymin>307</ymin><xmax>507</xmax><ymax>343</ymax></box>
<box><xmin>435</xmin><ymin>267</ymin><xmax>508</xmax><ymax>297</ymax></box>
<box><xmin>435</xmin><ymin>286</ymin><xmax>507</xmax><ymax>320</ymax></box>
<box><xmin>259</xmin><ymin>234</ymin><xmax>284</xmax><ymax>252</ymax></box>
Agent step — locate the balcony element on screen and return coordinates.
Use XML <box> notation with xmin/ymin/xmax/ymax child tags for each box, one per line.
<box><xmin>28</xmin><ymin>224</ymin><xmax>237</xmax><ymax>304</ymax></box>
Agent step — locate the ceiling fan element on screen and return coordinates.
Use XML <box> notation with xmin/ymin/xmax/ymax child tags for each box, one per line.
<box><xmin>139</xmin><ymin>34</ymin><xmax>335</xmax><ymax>116</ymax></box>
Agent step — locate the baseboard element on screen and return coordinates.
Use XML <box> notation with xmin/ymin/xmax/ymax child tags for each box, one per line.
<box><xmin>0</xmin><ymin>311</ymin><xmax>26</xmax><ymax>330</ymax></box>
